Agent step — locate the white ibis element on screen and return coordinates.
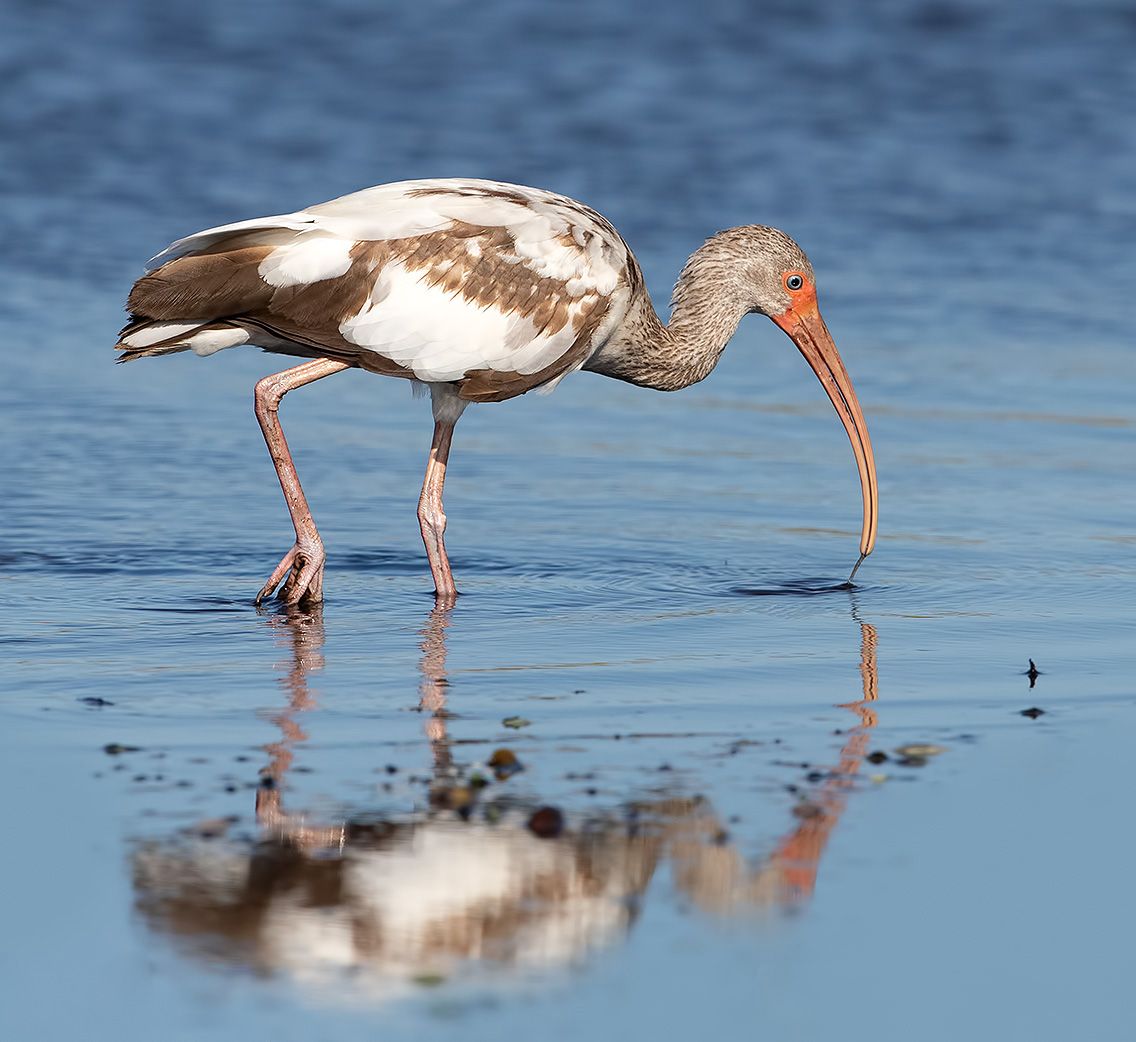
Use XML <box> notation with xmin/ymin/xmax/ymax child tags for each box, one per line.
<box><xmin>118</xmin><ymin>178</ymin><xmax>878</xmax><ymax>604</ymax></box>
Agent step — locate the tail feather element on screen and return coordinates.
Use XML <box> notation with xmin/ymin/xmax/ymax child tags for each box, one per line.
<box><xmin>115</xmin><ymin>319</ymin><xmax>249</xmax><ymax>362</ymax></box>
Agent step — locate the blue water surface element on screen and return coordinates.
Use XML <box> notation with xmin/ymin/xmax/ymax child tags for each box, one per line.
<box><xmin>2</xmin><ymin>1</ymin><xmax>1134</xmax><ymax>1040</ymax></box>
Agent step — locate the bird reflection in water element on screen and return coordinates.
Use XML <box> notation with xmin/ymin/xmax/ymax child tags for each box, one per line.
<box><xmin>132</xmin><ymin>606</ymin><xmax>880</xmax><ymax>1000</ymax></box>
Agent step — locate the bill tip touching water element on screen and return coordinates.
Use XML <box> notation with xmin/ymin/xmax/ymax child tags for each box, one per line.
<box><xmin>847</xmin><ymin>552</ymin><xmax>870</xmax><ymax>585</ymax></box>
<box><xmin>116</xmin><ymin>178</ymin><xmax>878</xmax><ymax>603</ymax></box>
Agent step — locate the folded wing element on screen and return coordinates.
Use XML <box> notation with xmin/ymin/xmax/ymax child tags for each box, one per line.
<box><xmin>119</xmin><ymin>179</ymin><xmax>636</xmax><ymax>402</ymax></box>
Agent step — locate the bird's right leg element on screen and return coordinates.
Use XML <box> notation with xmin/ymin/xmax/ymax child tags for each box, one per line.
<box><xmin>417</xmin><ymin>417</ymin><xmax>459</xmax><ymax>603</ymax></box>
<box><xmin>253</xmin><ymin>358</ymin><xmax>351</xmax><ymax>606</ymax></box>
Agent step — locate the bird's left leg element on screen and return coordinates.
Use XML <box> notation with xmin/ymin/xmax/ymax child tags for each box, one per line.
<box><xmin>253</xmin><ymin>357</ymin><xmax>352</xmax><ymax>606</ymax></box>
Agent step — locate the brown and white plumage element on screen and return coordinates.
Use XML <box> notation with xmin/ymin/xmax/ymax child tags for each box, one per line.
<box><xmin>119</xmin><ymin>179</ymin><xmax>633</xmax><ymax>401</ymax></box>
<box><xmin>118</xmin><ymin>178</ymin><xmax>878</xmax><ymax>604</ymax></box>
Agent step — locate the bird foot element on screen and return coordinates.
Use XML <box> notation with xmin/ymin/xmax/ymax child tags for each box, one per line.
<box><xmin>255</xmin><ymin>540</ymin><xmax>326</xmax><ymax>606</ymax></box>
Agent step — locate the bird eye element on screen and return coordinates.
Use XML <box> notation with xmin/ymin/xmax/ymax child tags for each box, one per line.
<box><xmin>785</xmin><ymin>274</ymin><xmax>804</xmax><ymax>291</ymax></box>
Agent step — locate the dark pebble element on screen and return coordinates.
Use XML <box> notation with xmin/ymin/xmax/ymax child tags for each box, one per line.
<box><xmin>385</xmin><ymin>764</ymin><xmax>398</xmax><ymax>775</ymax></box>
<box><xmin>1020</xmin><ymin>707</ymin><xmax>1046</xmax><ymax>719</ymax></box>
<box><xmin>488</xmin><ymin>748</ymin><xmax>523</xmax><ymax>779</ymax></box>
<box><xmin>867</xmin><ymin>751</ymin><xmax>889</xmax><ymax>764</ymax></box>
<box><xmin>528</xmin><ymin>806</ymin><xmax>565</xmax><ymax>839</ymax></box>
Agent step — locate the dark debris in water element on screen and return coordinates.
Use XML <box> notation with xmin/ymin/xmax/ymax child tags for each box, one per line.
<box><xmin>488</xmin><ymin>748</ymin><xmax>523</xmax><ymax>779</ymax></box>
<box><xmin>895</xmin><ymin>744</ymin><xmax>946</xmax><ymax>758</ymax></box>
<box><xmin>792</xmin><ymin>801</ymin><xmax>824</xmax><ymax>821</ymax></box>
<box><xmin>892</xmin><ymin>744</ymin><xmax>947</xmax><ymax>769</ymax></box>
<box><xmin>1020</xmin><ymin>706</ymin><xmax>1046</xmax><ymax>719</ymax></box>
<box><xmin>430</xmin><ymin>784</ymin><xmax>474</xmax><ymax>812</ymax></box>
<box><xmin>103</xmin><ymin>743</ymin><xmax>140</xmax><ymax>755</ymax></box>
<box><xmin>79</xmin><ymin>696</ymin><xmax>114</xmax><ymax>708</ymax></box>
<box><xmin>528</xmin><ymin>806</ymin><xmax>565</xmax><ymax>839</ymax></box>
<box><xmin>1024</xmin><ymin>659</ymin><xmax>1042</xmax><ymax>688</ymax></box>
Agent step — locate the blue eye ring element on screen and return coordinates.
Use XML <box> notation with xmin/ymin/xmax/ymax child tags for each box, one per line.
<box><xmin>785</xmin><ymin>273</ymin><xmax>804</xmax><ymax>291</ymax></box>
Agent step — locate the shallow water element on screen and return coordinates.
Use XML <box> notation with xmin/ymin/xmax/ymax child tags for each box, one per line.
<box><xmin>2</xmin><ymin>1</ymin><xmax>1135</xmax><ymax>1039</ymax></box>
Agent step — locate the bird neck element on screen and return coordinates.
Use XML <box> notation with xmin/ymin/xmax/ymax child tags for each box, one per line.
<box><xmin>586</xmin><ymin>251</ymin><xmax>749</xmax><ymax>392</ymax></box>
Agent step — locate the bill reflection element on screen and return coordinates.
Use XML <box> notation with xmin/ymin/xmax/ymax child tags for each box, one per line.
<box><xmin>132</xmin><ymin>609</ymin><xmax>881</xmax><ymax>1001</ymax></box>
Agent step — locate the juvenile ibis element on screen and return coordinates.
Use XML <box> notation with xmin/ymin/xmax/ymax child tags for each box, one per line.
<box><xmin>117</xmin><ymin>178</ymin><xmax>878</xmax><ymax>603</ymax></box>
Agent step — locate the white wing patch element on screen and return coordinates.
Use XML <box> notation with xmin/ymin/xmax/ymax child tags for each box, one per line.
<box><xmin>258</xmin><ymin>236</ymin><xmax>354</xmax><ymax>288</ymax></box>
<box><xmin>305</xmin><ymin>182</ymin><xmax>535</xmax><ymax>241</ymax></box>
<box><xmin>188</xmin><ymin>328</ymin><xmax>251</xmax><ymax>356</ymax></box>
<box><xmin>340</xmin><ymin>263</ymin><xmax>587</xmax><ymax>383</ymax></box>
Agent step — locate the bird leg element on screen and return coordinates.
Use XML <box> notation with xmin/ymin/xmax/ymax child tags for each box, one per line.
<box><xmin>417</xmin><ymin>418</ymin><xmax>458</xmax><ymax>602</ymax></box>
<box><xmin>253</xmin><ymin>358</ymin><xmax>352</xmax><ymax>605</ymax></box>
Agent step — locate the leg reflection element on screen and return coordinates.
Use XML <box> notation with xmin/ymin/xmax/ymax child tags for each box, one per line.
<box><xmin>254</xmin><ymin>606</ymin><xmax>343</xmax><ymax>851</ymax></box>
<box><xmin>417</xmin><ymin>604</ymin><xmax>454</xmax><ymax>775</ymax></box>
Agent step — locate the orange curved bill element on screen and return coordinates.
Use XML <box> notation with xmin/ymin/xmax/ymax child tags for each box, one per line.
<box><xmin>772</xmin><ymin>299</ymin><xmax>878</xmax><ymax>579</ymax></box>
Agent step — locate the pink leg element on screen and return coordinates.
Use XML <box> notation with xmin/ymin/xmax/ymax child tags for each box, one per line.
<box><xmin>253</xmin><ymin>358</ymin><xmax>351</xmax><ymax>605</ymax></box>
<box><xmin>417</xmin><ymin>419</ymin><xmax>458</xmax><ymax>601</ymax></box>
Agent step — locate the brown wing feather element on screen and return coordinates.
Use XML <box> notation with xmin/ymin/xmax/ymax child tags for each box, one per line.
<box><xmin>126</xmin><ymin>245</ymin><xmax>275</xmax><ymax>320</ymax></box>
